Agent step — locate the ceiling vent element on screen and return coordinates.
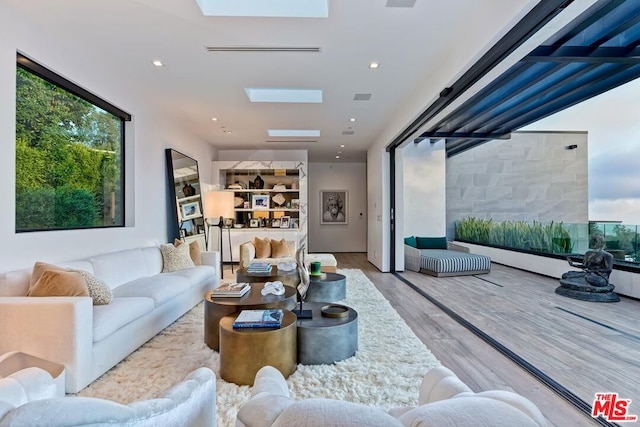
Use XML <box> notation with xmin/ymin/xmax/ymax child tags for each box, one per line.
<box><xmin>265</xmin><ymin>140</ymin><xmax>319</xmax><ymax>143</ymax></box>
<box><xmin>385</xmin><ymin>0</ymin><xmax>417</xmax><ymax>7</ymax></box>
<box><xmin>342</xmin><ymin>130</ymin><xmax>355</xmax><ymax>135</ymax></box>
<box><xmin>206</xmin><ymin>46</ymin><xmax>321</xmax><ymax>53</ymax></box>
<box><xmin>353</xmin><ymin>93</ymin><xmax>372</xmax><ymax>101</ymax></box>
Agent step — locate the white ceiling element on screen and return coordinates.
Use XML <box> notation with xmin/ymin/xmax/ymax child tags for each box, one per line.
<box><xmin>7</xmin><ymin>0</ymin><xmax>538</xmax><ymax>162</ymax></box>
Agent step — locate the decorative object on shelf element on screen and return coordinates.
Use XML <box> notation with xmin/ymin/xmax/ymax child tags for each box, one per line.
<box><xmin>290</xmin><ymin>218</ymin><xmax>299</xmax><ymax>229</ymax></box>
<box><xmin>273</xmin><ymin>183</ymin><xmax>287</xmax><ymax>191</ymax></box>
<box><xmin>320</xmin><ymin>190</ymin><xmax>348</xmax><ymax>224</ymax></box>
<box><xmin>233</xmin><ymin>223</ymin><xmax>244</xmax><ymax>229</ymax></box>
<box><xmin>280</xmin><ymin>216</ymin><xmax>291</xmax><ymax>229</ymax></box>
<box><xmin>252</xmin><ymin>194</ymin><xmax>270</xmax><ymax>209</ymax></box>
<box><xmin>292</xmin><ymin>179</ymin><xmax>299</xmax><ymax>190</ymax></box>
<box><xmin>234</xmin><ymin>196</ymin><xmax>244</xmax><ymax>207</ymax></box>
<box><xmin>180</xmin><ymin>201</ymin><xmax>201</xmax><ymax>220</ymax></box>
<box><xmin>272</xmin><ymin>193</ymin><xmax>286</xmax><ymax>206</ymax></box>
<box><xmin>249</xmin><ymin>218</ymin><xmax>260</xmax><ymax>228</ymax></box>
<box><xmin>182</xmin><ymin>183</ymin><xmax>196</xmax><ymax>197</ymax></box>
<box><xmin>204</xmin><ymin>191</ymin><xmax>235</xmax><ymax>278</ymax></box>
<box><xmin>271</xmin><ymin>218</ymin><xmax>281</xmax><ymax>228</ymax></box>
<box><xmin>253</xmin><ymin>175</ymin><xmax>264</xmax><ymax>189</ymax></box>
<box><xmin>291</xmin><ymin>199</ymin><xmax>300</xmax><ymax>210</ymax></box>
<box><xmin>228</xmin><ymin>183</ymin><xmax>243</xmax><ymax>190</ymax></box>
<box><xmin>243</xmin><ymin>201</ymin><xmax>250</xmax><ymax>208</ymax></box>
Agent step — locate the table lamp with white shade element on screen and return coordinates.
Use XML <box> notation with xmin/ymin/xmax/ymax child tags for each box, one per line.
<box><xmin>204</xmin><ymin>191</ymin><xmax>235</xmax><ymax>278</ymax></box>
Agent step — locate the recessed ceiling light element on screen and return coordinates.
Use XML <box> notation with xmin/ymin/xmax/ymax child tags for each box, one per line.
<box><xmin>245</xmin><ymin>88</ymin><xmax>323</xmax><ymax>103</ymax></box>
<box><xmin>196</xmin><ymin>0</ymin><xmax>328</xmax><ymax>17</ymax></box>
<box><xmin>349</xmin><ymin>118</ymin><xmax>357</xmax><ymax>122</ymax></box>
<box><xmin>268</xmin><ymin>129</ymin><xmax>320</xmax><ymax>137</ymax></box>
<box><xmin>223</xmin><ymin>130</ymin><xmax>232</xmax><ymax>134</ymax></box>
<box><xmin>336</xmin><ymin>155</ymin><xmax>340</xmax><ymax>159</ymax></box>
<box><xmin>369</xmin><ymin>62</ymin><xmax>380</xmax><ymax>69</ymax></box>
<box><xmin>151</xmin><ymin>60</ymin><xmax>164</xmax><ymax>67</ymax></box>
<box><xmin>340</xmin><ymin>144</ymin><xmax>345</xmax><ymax>148</ymax></box>
<box><xmin>211</xmin><ymin>117</ymin><xmax>218</xmax><ymax>121</ymax></box>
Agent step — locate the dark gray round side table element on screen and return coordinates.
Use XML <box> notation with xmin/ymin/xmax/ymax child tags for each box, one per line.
<box><xmin>297</xmin><ymin>302</ymin><xmax>358</xmax><ymax>365</ymax></box>
<box><xmin>305</xmin><ymin>272</ymin><xmax>346</xmax><ymax>302</ymax></box>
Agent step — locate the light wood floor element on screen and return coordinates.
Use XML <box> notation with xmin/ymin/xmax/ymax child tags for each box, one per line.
<box><xmin>332</xmin><ymin>253</ymin><xmax>640</xmax><ymax>427</ymax></box>
<box><xmin>225</xmin><ymin>254</ymin><xmax>640</xmax><ymax>426</ymax></box>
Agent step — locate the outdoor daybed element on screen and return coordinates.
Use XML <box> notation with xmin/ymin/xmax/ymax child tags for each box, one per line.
<box><xmin>404</xmin><ymin>237</ymin><xmax>491</xmax><ymax>277</ymax></box>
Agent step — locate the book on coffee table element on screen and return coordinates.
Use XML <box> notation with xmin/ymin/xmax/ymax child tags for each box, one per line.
<box><xmin>247</xmin><ymin>262</ymin><xmax>273</xmax><ymax>273</ymax></box>
<box><xmin>232</xmin><ymin>309</ymin><xmax>283</xmax><ymax>329</ymax></box>
<box><xmin>210</xmin><ymin>282</ymin><xmax>250</xmax><ymax>298</ymax></box>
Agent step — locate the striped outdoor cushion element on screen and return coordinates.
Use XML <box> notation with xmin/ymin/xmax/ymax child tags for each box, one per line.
<box><xmin>419</xmin><ymin>249</ymin><xmax>491</xmax><ymax>274</ymax></box>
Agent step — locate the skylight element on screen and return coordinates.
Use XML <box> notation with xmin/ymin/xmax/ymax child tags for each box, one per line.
<box><xmin>245</xmin><ymin>88</ymin><xmax>323</xmax><ymax>103</ymax></box>
<box><xmin>196</xmin><ymin>0</ymin><xmax>328</xmax><ymax>18</ymax></box>
<box><xmin>267</xmin><ymin>130</ymin><xmax>320</xmax><ymax>137</ymax></box>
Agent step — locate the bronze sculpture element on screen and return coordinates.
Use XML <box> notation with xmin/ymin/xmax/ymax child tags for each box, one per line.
<box><xmin>555</xmin><ymin>234</ymin><xmax>619</xmax><ymax>302</ymax></box>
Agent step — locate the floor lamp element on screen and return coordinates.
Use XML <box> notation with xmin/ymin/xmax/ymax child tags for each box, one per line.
<box><xmin>204</xmin><ymin>191</ymin><xmax>235</xmax><ymax>279</ymax></box>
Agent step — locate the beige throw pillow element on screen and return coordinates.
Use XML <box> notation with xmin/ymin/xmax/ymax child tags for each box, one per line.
<box><xmin>72</xmin><ymin>269</ymin><xmax>113</xmax><ymax>305</ymax></box>
<box><xmin>271</xmin><ymin>239</ymin><xmax>293</xmax><ymax>258</ymax></box>
<box><xmin>254</xmin><ymin>237</ymin><xmax>271</xmax><ymax>259</ymax></box>
<box><xmin>28</xmin><ymin>270</ymin><xmax>90</xmax><ymax>297</ymax></box>
<box><xmin>161</xmin><ymin>243</ymin><xmax>196</xmax><ymax>272</ymax></box>
<box><xmin>174</xmin><ymin>239</ymin><xmax>202</xmax><ymax>266</ymax></box>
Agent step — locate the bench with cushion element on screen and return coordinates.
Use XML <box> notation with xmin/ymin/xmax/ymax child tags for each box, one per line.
<box><xmin>404</xmin><ymin>236</ymin><xmax>491</xmax><ymax>277</ymax></box>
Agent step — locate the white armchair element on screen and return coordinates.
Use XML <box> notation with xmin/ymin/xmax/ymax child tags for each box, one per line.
<box><xmin>0</xmin><ymin>366</ymin><xmax>216</xmax><ymax>427</ymax></box>
<box><xmin>236</xmin><ymin>365</ymin><xmax>546</xmax><ymax>427</ymax></box>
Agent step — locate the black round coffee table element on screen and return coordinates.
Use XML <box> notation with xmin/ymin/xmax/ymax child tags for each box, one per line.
<box><xmin>305</xmin><ymin>272</ymin><xmax>346</xmax><ymax>302</ymax></box>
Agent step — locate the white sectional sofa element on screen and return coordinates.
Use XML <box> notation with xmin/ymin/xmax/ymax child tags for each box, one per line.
<box><xmin>0</xmin><ymin>246</ymin><xmax>220</xmax><ymax>393</ymax></box>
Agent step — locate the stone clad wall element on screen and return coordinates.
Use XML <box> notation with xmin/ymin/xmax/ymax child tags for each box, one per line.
<box><xmin>446</xmin><ymin>131</ymin><xmax>589</xmax><ymax>238</ymax></box>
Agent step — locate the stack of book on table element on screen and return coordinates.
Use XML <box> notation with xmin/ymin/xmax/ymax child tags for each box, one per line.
<box><xmin>232</xmin><ymin>309</ymin><xmax>283</xmax><ymax>329</ymax></box>
<box><xmin>210</xmin><ymin>282</ymin><xmax>250</xmax><ymax>298</ymax></box>
<box><xmin>247</xmin><ymin>262</ymin><xmax>272</xmax><ymax>274</ymax></box>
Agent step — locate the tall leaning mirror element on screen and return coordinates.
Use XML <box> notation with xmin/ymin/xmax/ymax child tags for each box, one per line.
<box><xmin>165</xmin><ymin>149</ymin><xmax>206</xmax><ymax>249</ymax></box>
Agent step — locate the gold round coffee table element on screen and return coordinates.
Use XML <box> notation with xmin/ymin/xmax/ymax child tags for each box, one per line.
<box><xmin>219</xmin><ymin>310</ymin><xmax>297</xmax><ymax>386</ymax></box>
<box><xmin>204</xmin><ymin>283</ymin><xmax>296</xmax><ymax>351</ymax></box>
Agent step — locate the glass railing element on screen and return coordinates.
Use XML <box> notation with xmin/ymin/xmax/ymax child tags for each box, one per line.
<box><xmin>454</xmin><ymin>218</ymin><xmax>640</xmax><ymax>266</ymax></box>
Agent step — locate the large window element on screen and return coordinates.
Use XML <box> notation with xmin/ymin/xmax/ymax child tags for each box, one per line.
<box><xmin>15</xmin><ymin>53</ymin><xmax>130</xmax><ymax>232</ymax></box>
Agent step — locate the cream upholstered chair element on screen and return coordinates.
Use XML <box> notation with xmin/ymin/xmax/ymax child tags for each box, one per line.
<box><xmin>0</xmin><ymin>366</ymin><xmax>216</xmax><ymax>426</ymax></box>
<box><xmin>236</xmin><ymin>366</ymin><xmax>546</xmax><ymax>427</ymax></box>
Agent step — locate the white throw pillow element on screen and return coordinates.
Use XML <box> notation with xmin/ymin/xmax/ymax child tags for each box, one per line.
<box><xmin>160</xmin><ymin>243</ymin><xmax>196</xmax><ymax>273</ymax></box>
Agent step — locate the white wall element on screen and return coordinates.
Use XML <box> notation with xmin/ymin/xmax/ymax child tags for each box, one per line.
<box><xmin>308</xmin><ymin>163</ymin><xmax>367</xmax><ymax>253</ymax></box>
<box><xmin>216</xmin><ymin>150</ymin><xmax>307</xmax><ymax>163</ymax></box>
<box><xmin>0</xmin><ymin>6</ymin><xmax>216</xmax><ymax>273</ymax></box>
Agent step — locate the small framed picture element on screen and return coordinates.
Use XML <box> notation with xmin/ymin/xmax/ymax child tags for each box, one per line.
<box><xmin>291</xmin><ymin>199</ymin><xmax>300</xmax><ymax>210</ymax></box>
<box><xmin>181</xmin><ymin>201</ymin><xmax>201</xmax><ymax>220</ymax></box>
<box><xmin>271</xmin><ymin>218</ymin><xmax>281</xmax><ymax>228</ymax></box>
<box><xmin>290</xmin><ymin>218</ymin><xmax>299</xmax><ymax>229</ymax></box>
<box><xmin>252</xmin><ymin>194</ymin><xmax>270</xmax><ymax>210</ymax></box>
<box><xmin>280</xmin><ymin>216</ymin><xmax>291</xmax><ymax>228</ymax></box>
<box><xmin>249</xmin><ymin>218</ymin><xmax>260</xmax><ymax>228</ymax></box>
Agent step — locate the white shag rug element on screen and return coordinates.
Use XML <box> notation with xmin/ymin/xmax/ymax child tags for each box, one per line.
<box><xmin>76</xmin><ymin>268</ymin><xmax>440</xmax><ymax>426</ymax></box>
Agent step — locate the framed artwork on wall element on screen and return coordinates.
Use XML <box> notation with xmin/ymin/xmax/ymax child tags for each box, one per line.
<box><xmin>320</xmin><ymin>190</ymin><xmax>347</xmax><ymax>224</ymax></box>
<box><xmin>252</xmin><ymin>194</ymin><xmax>270</xmax><ymax>210</ymax></box>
